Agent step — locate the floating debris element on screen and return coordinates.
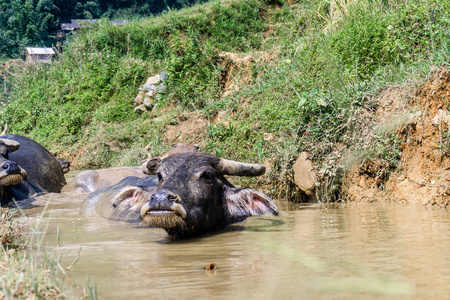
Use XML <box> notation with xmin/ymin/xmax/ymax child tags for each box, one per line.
<box><xmin>204</xmin><ymin>263</ymin><xmax>217</xmax><ymax>271</ymax></box>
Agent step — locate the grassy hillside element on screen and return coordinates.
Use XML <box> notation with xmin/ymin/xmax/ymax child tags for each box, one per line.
<box><xmin>1</xmin><ymin>0</ymin><xmax>450</xmax><ymax>200</ymax></box>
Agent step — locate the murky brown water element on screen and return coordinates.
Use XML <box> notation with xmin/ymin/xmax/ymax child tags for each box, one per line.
<box><xmin>22</xmin><ymin>182</ymin><xmax>450</xmax><ymax>300</ymax></box>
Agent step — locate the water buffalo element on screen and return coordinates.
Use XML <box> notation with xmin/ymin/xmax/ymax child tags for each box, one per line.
<box><xmin>81</xmin><ymin>144</ymin><xmax>278</xmax><ymax>238</ymax></box>
<box><xmin>64</xmin><ymin>166</ymin><xmax>147</xmax><ymax>194</ymax></box>
<box><xmin>0</xmin><ymin>134</ymin><xmax>67</xmax><ymax>206</ymax></box>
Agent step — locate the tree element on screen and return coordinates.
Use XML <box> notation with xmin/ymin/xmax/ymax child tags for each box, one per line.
<box><xmin>0</xmin><ymin>0</ymin><xmax>209</xmax><ymax>58</ymax></box>
<box><xmin>0</xmin><ymin>0</ymin><xmax>55</xmax><ymax>58</ymax></box>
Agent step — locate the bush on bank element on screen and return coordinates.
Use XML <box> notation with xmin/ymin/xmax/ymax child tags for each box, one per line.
<box><xmin>1</xmin><ymin>0</ymin><xmax>449</xmax><ymax>199</ymax></box>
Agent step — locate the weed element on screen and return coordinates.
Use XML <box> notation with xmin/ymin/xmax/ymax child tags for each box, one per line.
<box><xmin>1</xmin><ymin>208</ymin><xmax>28</xmax><ymax>249</ymax></box>
<box><xmin>0</xmin><ymin>207</ymin><xmax>95</xmax><ymax>299</ymax></box>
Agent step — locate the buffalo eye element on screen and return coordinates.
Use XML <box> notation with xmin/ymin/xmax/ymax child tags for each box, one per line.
<box><xmin>199</xmin><ymin>171</ymin><xmax>215</xmax><ymax>183</ymax></box>
<box><xmin>157</xmin><ymin>172</ymin><xmax>163</xmax><ymax>183</ymax></box>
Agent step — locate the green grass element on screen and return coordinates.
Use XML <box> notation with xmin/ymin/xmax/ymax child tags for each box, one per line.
<box><xmin>1</xmin><ymin>0</ymin><xmax>450</xmax><ymax>199</ymax></box>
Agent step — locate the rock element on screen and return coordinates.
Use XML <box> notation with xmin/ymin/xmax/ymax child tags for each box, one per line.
<box><xmin>134</xmin><ymin>104</ymin><xmax>147</xmax><ymax>113</ymax></box>
<box><xmin>147</xmin><ymin>89</ymin><xmax>155</xmax><ymax>97</ymax></box>
<box><xmin>134</xmin><ymin>92</ymin><xmax>144</xmax><ymax>105</ymax></box>
<box><xmin>134</xmin><ymin>72</ymin><xmax>168</xmax><ymax>114</ymax></box>
<box><xmin>293</xmin><ymin>152</ymin><xmax>317</xmax><ymax>197</ymax></box>
<box><xmin>141</xmin><ymin>83</ymin><xmax>157</xmax><ymax>92</ymax></box>
<box><xmin>431</xmin><ymin>109</ymin><xmax>450</xmax><ymax>126</ymax></box>
<box><xmin>143</xmin><ymin>96</ymin><xmax>154</xmax><ymax>110</ymax></box>
<box><xmin>145</xmin><ymin>74</ymin><xmax>161</xmax><ymax>85</ymax></box>
<box><xmin>156</xmin><ymin>83</ymin><xmax>165</xmax><ymax>93</ymax></box>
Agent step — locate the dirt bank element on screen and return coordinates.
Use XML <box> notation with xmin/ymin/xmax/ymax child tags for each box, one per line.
<box><xmin>343</xmin><ymin>67</ymin><xmax>450</xmax><ymax>207</ymax></box>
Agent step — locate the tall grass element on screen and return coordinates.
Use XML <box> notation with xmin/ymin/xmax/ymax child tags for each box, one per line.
<box><xmin>0</xmin><ymin>208</ymin><xmax>96</xmax><ymax>299</ymax></box>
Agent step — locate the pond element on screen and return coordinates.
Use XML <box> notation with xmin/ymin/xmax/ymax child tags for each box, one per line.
<box><xmin>23</xmin><ymin>186</ymin><xmax>450</xmax><ymax>299</ymax></box>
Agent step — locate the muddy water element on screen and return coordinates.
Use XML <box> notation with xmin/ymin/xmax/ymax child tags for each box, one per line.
<box><xmin>23</xmin><ymin>188</ymin><xmax>450</xmax><ymax>300</ymax></box>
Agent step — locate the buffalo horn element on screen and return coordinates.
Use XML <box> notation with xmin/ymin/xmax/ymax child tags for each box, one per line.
<box><xmin>0</xmin><ymin>123</ymin><xmax>7</xmax><ymax>136</ymax></box>
<box><xmin>142</xmin><ymin>158</ymin><xmax>161</xmax><ymax>175</ymax></box>
<box><xmin>0</xmin><ymin>138</ymin><xmax>20</xmax><ymax>152</ymax></box>
<box><xmin>218</xmin><ymin>159</ymin><xmax>266</xmax><ymax>177</ymax></box>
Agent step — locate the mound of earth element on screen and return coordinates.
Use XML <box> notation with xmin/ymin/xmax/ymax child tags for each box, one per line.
<box><xmin>163</xmin><ymin>112</ymin><xmax>208</xmax><ymax>146</ymax></box>
<box><xmin>218</xmin><ymin>51</ymin><xmax>255</xmax><ymax>98</ymax></box>
<box><xmin>343</xmin><ymin>67</ymin><xmax>450</xmax><ymax>207</ymax></box>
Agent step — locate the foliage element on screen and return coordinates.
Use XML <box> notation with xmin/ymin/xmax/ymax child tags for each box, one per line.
<box><xmin>0</xmin><ymin>0</ymin><xmax>210</xmax><ymax>59</ymax></box>
<box><xmin>165</xmin><ymin>30</ymin><xmax>221</xmax><ymax>108</ymax></box>
<box><xmin>0</xmin><ymin>0</ymin><xmax>55</xmax><ymax>58</ymax></box>
<box><xmin>331</xmin><ymin>0</ymin><xmax>448</xmax><ymax>79</ymax></box>
<box><xmin>2</xmin><ymin>49</ymin><xmax>151</xmax><ymax>146</ymax></box>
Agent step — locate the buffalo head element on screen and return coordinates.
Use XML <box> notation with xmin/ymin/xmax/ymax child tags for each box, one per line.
<box><xmin>0</xmin><ymin>131</ymin><xmax>67</xmax><ymax>206</ymax></box>
<box><xmin>0</xmin><ymin>137</ymin><xmax>27</xmax><ymax>189</ymax></box>
<box><xmin>86</xmin><ymin>144</ymin><xmax>278</xmax><ymax>238</ymax></box>
<box><xmin>142</xmin><ymin>145</ymin><xmax>278</xmax><ymax>237</ymax></box>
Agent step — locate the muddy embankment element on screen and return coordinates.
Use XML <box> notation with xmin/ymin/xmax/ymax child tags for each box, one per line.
<box><xmin>343</xmin><ymin>67</ymin><xmax>450</xmax><ymax>207</ymax></box>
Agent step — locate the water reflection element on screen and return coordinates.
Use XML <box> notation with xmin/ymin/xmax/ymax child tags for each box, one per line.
<box><xmin>22</xmin><ymin>190</ymin><xmax>450</xmax><ymax>299</ymax></box>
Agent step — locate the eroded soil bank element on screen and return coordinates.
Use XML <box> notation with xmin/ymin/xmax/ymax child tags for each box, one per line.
<box><xmin>343</xmin><ymin>67</ymin><xmax>450</xmax><ymax>207</ymax></box>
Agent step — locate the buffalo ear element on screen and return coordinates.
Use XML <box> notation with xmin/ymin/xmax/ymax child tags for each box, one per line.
<box><xmin>95</xmin><ymin>186</ymin><xmax>149</xmax><ymax>223</ymax></box>
<box><xmin>142</xmin><ymin>158</ymin><xmax>161</xmax><ymax>175</ymax></box>
<box><xmin>224</xmin><ymin>188</ymin><xmax>279</xmax><ymax>223</ymax></box>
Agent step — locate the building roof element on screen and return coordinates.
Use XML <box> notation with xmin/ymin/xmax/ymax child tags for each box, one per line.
<box><xmin>25</xmin><ymin>47</ymin><xmax>55</xmax><ymax>55</ymax></box>
<box><xmin>71</xmin><ymin>19</ymin><xmax>96</xmax><ymax>27</ymax></box>
<box><xmin>61</xmin><ymin>23</ymin><xmax>75</xmax><ymax>31</ymax></box>
<box><xmin>111</xmin><ymin>20</ymin><xmax>129</xmax><ymax>25</ymax></box>
<box><xmin>61</xmin><ymin>19</ymin><xmax>128</xmax><ymax>31</ymax></box>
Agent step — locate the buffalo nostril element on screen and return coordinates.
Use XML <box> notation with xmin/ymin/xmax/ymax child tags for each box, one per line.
<box><xmin>2</xmin><ymin>162</ymin><xmax>17</xmax><ymax>172</ymax></box>
<box><xmin>168</xmin><ymin>193</ymin><xmax>182</xmax><ymax>203</ymax></box>
<box><xmin>151</xmin><ymin>191</ymin><xmax>181</xmax><ymax>203</ymax></box>
<box><xmin>170</xmin><ymin>194</ymin><xmax>182</xmax><ymax>203</ymax></box>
